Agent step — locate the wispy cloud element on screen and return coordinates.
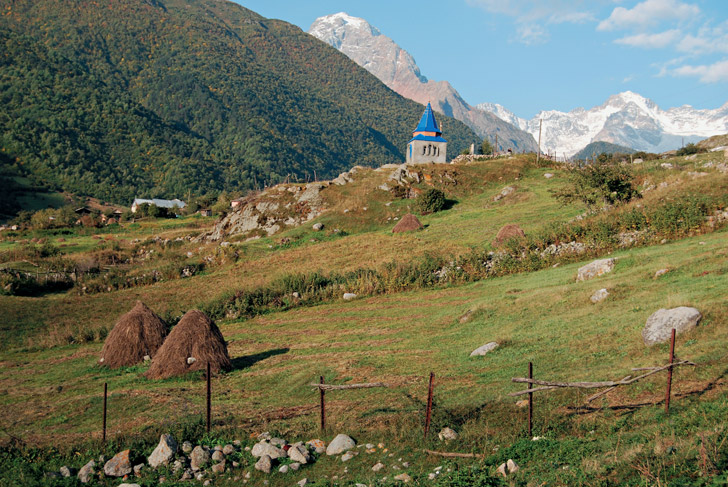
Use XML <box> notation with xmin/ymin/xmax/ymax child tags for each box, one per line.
<box><xmin>676</xmin><ymin>21</ymin><xmax>728</xmax><ymax>54</ymax></box>
<box><xmin>516</xmin><ymin>24</ymin><xmax>549</xmax><ymax>45</ymax></box>
<box><xmin>673</xmin><ymin>59</ymin><xmax>728</xmax><ymax>82</ymax></box>
<box><xmin>597</xmin><ymin>0</ymin><xmax>700</xmax><ymax>32</ymax></box>
<box><xmin>615</xmin><ymin>29</ymin><xmax>682</xmax><ymax>48</ymax></box>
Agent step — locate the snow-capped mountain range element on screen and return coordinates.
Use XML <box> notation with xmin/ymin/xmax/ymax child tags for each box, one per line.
<box><xmin>479</xmin><ymin>93</ymin><xmax>728</xmax><ymax>157</ymax></box>
<box><xmin>309</xmin><ymin>13</ymin><xmax>538</xmax><ymax>152</ymax></box>
<box><xmin>310</xmin><ymin>13</ymin><xmax>728</xmax><ymax>158</ymax></box>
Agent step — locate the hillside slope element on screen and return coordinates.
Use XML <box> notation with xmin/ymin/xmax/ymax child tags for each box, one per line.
<box><xmin>0</xmin><ymin>0</ymin><xmax>476</xmax><ymax>206</ymax></box>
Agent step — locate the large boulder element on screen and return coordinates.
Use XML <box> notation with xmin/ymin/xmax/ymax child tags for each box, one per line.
<box><xmin>326</xmin><ymin>434</ymin><xmax>356</xmax><ymax>455</ymax></box>
<box><xmin>251</xmin><ymin>441</ymin><xmax>287</xmax><ymax>459</ymax></box>
<box><xmin>255</xmin><ymin>455</ymin><xmax>272</xmax><ymax>474</ymax></box>
<box><xmin>576</xmin><ymin>258</ymin><xmax>615</xmax><ymax>282</ymax></box>
<box><xmin>148</xmin><ymin>434</ymin><xmax>178</xmax><ymax>468</ymax></box>
<box><xmin>104</xmin><ymin>450</ymin><xmax>132</xmax><ymax>477</ymax></box>
<box><xmin>642</xmin><ymin>307</ymin><xmax>702</xmax><ymax>346</ymax></box>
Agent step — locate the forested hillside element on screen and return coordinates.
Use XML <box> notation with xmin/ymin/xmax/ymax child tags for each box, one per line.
<box><xmin>0</xmin><ymin>0</ymin><xmax>476</xmax><ymax>206</ymax></box>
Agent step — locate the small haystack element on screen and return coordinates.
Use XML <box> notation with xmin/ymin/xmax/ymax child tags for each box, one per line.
<box><xmin>392</xmin><ymin>213</ymin><xmax>423</xmax><ymax>233</ymax></box>
<box><xmin>99</xmin><ymin>301</ymin><xmax>168</xmax><ymax>368</ymax></box>
<box><xmin>145</xmin><ymin>310</ymin><xmax>231</xmax><ymax>380</ymax></box>
<box><xmin>493</xmin><ymin>224</ymin><xmax>526</xmax><ymax>246</ymax></box>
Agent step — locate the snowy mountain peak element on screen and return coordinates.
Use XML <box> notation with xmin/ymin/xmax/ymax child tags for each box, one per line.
<box><xmin>477</xmin><ymin>93</ymin><xmax>728</xmax><ymax>158</ymax></box>
<box><xmin>308</xmin><ymin>13</ymin><xmax>381</xmax><ymax>48</ymax></box>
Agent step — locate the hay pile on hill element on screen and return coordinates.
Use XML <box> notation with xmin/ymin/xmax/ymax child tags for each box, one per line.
<box><xmin>493</xmin><ymin>224</ymin><xmax>526</xmax><ymax>246</ymax></box>
<box><xmin>145</xmin><ymin>310</ymin><xmax>231</xmax><ymax>379</ymax></box>
<box><xmin>99</xmin><ymin>301</ymin><xmax>168</xmax><ymax>368</ymax></box>
<box><xmin>392</xmin><ymin>213</ymin><xmax>423</xmax><ymax>233</ymax></box>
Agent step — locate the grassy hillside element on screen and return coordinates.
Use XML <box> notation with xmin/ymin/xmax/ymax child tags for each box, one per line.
<box><xmin>0</xmin><ymin>0</ymin><xmax>477</xmax><ymax>208</ymax></box>
<box><xmin>1</xmin><ymin>151</ymin><xmax>727</xmax><ymax>485</ymax></box>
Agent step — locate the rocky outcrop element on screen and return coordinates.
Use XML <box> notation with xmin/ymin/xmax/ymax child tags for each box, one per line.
<box><xmin>577</xmin><ymin>258</ymin><xmax>615</xmax><ymax>281</ymax></box>
<box><xmin>642</xmin><ymin>307</ymin><xmax>702</xmax><ymax>346</ymax></box>
<box><xmin>198</xmin><ymin>183</ymin><xmax>327</xmax><ymax>242</ymax></box>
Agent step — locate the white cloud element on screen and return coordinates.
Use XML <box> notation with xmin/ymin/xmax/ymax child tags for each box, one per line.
<box><xmin>517</xmin><ymin>24</ymin><xmax>549</xmax><ymax>45</ymax></box>
<box><xmin>549</xmin><ymin>11</ymin><xmax>596</xmax><ymax>24</ymax></box>
<box><xmin>673</xmin><ymin>59</ymin><xmax>728</xmax><ymax>82</ymax></box>
<box><xmin>676</xmin><ymin>21</ymin><xmax>728</xmax><ymax>54</ymax></box>
<box><xmin>623</xmin><ymin>74</ymin><xmax>635</xmax><ymax>82</ymax></box>
<box><xmin>598</xmin><ymin>0</ymin><xmax>700</xmax><ymax>32</ymax></box>
<box><xmin>467</xmin><ymin>0</ymin><xmax>598</xmax><ymax>24</ymax></box>
<box><xmin>615</xmin><ymin>29</ymin><xmax>682</xmax><ymax>48</ymax></box>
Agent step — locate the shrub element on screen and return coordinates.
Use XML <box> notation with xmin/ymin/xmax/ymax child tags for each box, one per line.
<box><xmin>676</xmin><ymin>143</ymin><xmax>705</xmax><ymax>156</ymax></box>
<box><xmin>416</xmin><ymin>188</ymin><xmax>447</xmax><ymax>214</ymax></box>
<box><xmin>553</xmin><ymin>162</ymin><xmax>639</xmax><ymax>209</ymax></box>
<box><xmin>649</xmin><ymin>197</ymin><xmax>708</xmax><ymax>236</ymax></box>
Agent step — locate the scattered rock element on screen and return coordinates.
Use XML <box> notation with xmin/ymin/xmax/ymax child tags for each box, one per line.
<box><xmin>470</xmin><ymin>342</ymin><xmax>498</xmax><ymax>357</ymax></box>
<box><xmin>59</xmin><ymin>466</ymin><xmax>76</xmax><ymax>477</ymax></box>
<box><xmin>279</xmin><ymin>464</ymin><xmax>289</xmax><ymax>473</ymax></box>
<box><xmin>394</xmin><ymin>473</ymin><xmax>412</xmax><ymax>482</ymax></box>
<box><xmin>298</xmin><ymin>478</ymin><xmax>309</xmax><ymax>487</ymax></box>
<box><xmin>341</xmin><ymin>452</ymin><xmax>356</xmax><ymax>462</ymax></box>
<box><xmin>343</xmin><ymin>293</ymin><xmax>357</xmax><ymax>301</ymax></box>
<box><xmin>211</xmin><ymin>450</ymin><xmax>225</xmax><ymax>462</ymax></box>
<box><xmin>590</xmin><ymin>288</ymin><xmax>609</xmax><ymax>303</ymax></box>
<box><xmin>515</xmin><ymin>399</ymin><xmax>529</xmax><ymax>408</ymax></box>
<box><xmin>654</xmin><ymin>268</ymin><xmax>669</xmax><ymax>278</ymax></box>
<box><xmin>133</xmin><ymin>463</ymin><xmax>144</xmax><ymax>476</ymax></box>
<box><xmin>372</xmin><ymin>462</ymin><xmax>385</xmax><ymax>472</ymax></box>
<box><xmin>182</xmin><ymin>441</ymin><xmax>193</xmax><ymax>454</ymax></box>
<box><xmin>493</xmin><ymin>186</ymin><xmax>515</xmax><ymax>201</ymax></box>
<box><xmin>642</xmin><ymin>307</ymin><xmax>702</xmax><ymax>346</ymax></box>
<box><xmin>190</xmin><ymin>446</ymin><xmax>211</xmax><ymax>471</ymax></box>
<box><xmin>290</xmin><ymin>462</ymin><xmax>301</xmax><ymax>471</ymax></box>
<box><xmin>187</xmin><ymin>357</ymin><xmax>196</xmax><ymax>365</ymax></box>
<box><xmin>327</xmin><ymin>434</ymin><xmax>356</xmax><ymax>455</ymax></box>
<box><xmin>459</xmin><ymin>309</ymin><xmax>475</xmax><ymax>323</ymax></box>
<box><xmin>438</xmin><ymin>427</ymin><xmax>458</xmax><ymax>441</ymax></box>
<box><xmin>251</xmin><ymin>441</ymin><xmax>287</xmax><ymax>459</ymax></box>
<box><xmin>577</xmin><ymin>258</ymin><xmax>615</xmax><ymax>281</ymax></box>
<box><xmin>544</xmin><ymin>173</ymin><xmax>554</xmax><ymax>179</ymax></box>
<box><xmin>223</xmin><ymin>444</ymin><xmax>235</xmax><ymax>455</ymax></box>
<box><xmin>104</xmin><ymin>449</ymin><xmax>132</xmax><ymax>477</ymax></box>
<box><xmin>288</xmin><ymin>445</ymin><xmax>310</xmax><ymax>464</ymax></box>
<box><xmin>661</xmin><ymin>163</ymin><xmax>674</xmax><ymax>169</ymax></box>
<box><xmin>148</xmin><ymin>434</ymin><xmax>178</xmax><ymax>468</ymax></box>
<box><xmin>118</xmin><ymin>484</ymin><xmax>141</xmax><ymax>487</ymax></box>
<box><xmin>507</xmin><ymin>459</ymin><xmax>520</xmax><ymax>473</ymax></box>
<box><xmin>255</xmin><ymin>455</ymin><xmax>273</xmax><ymax>474</ymax></box>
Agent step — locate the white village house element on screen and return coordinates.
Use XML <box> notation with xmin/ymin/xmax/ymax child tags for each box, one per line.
<box><xmin>130</xmin><ymin>198</ymin><xmax>186</xmax><ymax>213</ymax></box>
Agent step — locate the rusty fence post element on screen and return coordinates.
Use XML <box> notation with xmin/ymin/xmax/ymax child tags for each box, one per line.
<box><xmin>102</xmin><ymin>382</ymin><xmax>107</xmax><ymax>445</ymax></box>
<box><xmin>528</xmin><ymin>362</ymin><xmax>533</xmax><ymax>438</ymax></box>
<box><xmin>424</xmin><ymin>372</ymin><xmax>435</xmax><ymax>439</ymax></box>
<box><xmin>665</xmin><ymin>329</ymin><xmax>676</xmax><ymax>414</ymax></box>
<box><xmin>206</xmin><ymin>362</ymin><xmax>211</xmax><ymax>434</ymax></box>
<box><xmin>320</xmin><ymin>376</ymin><xmax>326</xmax><ymax>431</ymax></box>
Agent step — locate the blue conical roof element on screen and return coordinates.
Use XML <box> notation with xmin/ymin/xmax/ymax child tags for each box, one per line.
<box><xmin>414</xmin><ymin>102</ymin><xmax>440</xmax><ymax>134</ymax></box>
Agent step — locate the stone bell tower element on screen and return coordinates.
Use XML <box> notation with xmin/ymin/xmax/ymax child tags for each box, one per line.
<box><xmin>406</xmin><ymin>102</ymin><xmax>447</xmax><ymax>163</ymax></box>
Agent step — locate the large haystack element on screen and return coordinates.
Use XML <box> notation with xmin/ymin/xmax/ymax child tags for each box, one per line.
<box><xmin>493</xmin><ymin>224</ymin><xmax>526</xmax><ymax>246</ymax></box>
<box><xmin>99</xmin><ymin>301</ymin><xmax>168</xmax><ymax>368</ymax></box>
<box><xmin>392</xmin><ymin>213</ymin><xmax>423</xmax><ymax>233</ymax></box>
<box><xmin>145</xmin><ymin>310</ymin><xmax>231</xmax><ymax>379</ymax></box>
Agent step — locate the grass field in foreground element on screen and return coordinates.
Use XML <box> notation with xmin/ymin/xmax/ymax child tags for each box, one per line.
<box><xmin>1</xmin><ymin>228</ymin><xmax>726</xmax><ymax>485</ymax></box>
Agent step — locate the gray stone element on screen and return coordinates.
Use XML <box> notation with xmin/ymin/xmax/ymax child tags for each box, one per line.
<box><xmin>172</xmin><ymin>459</ymin><xmax>184</xmax><ymax>473</ymax></box>
<box><xmin>211</xmin><ymin>461</ymin><xmax>225</xmax><ymax>474</ymax></box>
<box><xmin>654</xmin><ymin>268</ymin><xmax>669</xmax><ymax>278</ymax></box>
<box><xmin>290</xmin><ymin>462</ymin><xmax>301</xmax><ymax>471</ymax></box>
<box><xmin>279</xmin><ymin>464</ymin><xmax>289</xmax><ymax>473</ymax></box>
<box><xmin>372</xmin><ymin>462</ymin><xmax>385</xmax><ymax>472</ymax></box>
<box><xmin>59</xmin><ymin>466</ymin><xmax>76</xmax><ymax>477</ymax></box>
<box><xmin>470</xmin><ymin>342</ymin><xmax>498</xmax><ymax>357</ymax></box>
<box><xmin>298</xmin><ymin>479</ymin><xmax>309</xmax><ymax>487</ymax></box>
<box><xmin>394</xmin><ymin>473</ymin><xmax>412</xmax><ymax>483</ymax></box>
<box><xmin>343</xmin><ymin>293</ymin><xmax>357</xmax><ymax>301</ymax></box>
<box><xmin>118</xmin><ymin>484</ymin><xmax>141</xmax><ymax>487</ymax></box>
<box><xmin>223</xmin><ymin>444</ymin><xmax>235</xmax><ymax>455</ymax></box>
<box><xmin>438</xmin><ymin>427</ymin><xmax>458</xmax><ymax>441</ymax></box>
<box><xmin>507</xmin><ymin>459</ymin><xmax>520</xmax><ymax>473</ymax></box>
<box><xmin>255</xmin><ymin>455</ymin><xmax>272</xmax><ymax>474</ymax></box>
<box><xmin>182</xmin><ymin>441</ymin><xmax>193</xmax><ymax>454</ymax></box>
<box><xmin>181</xmin><ymin>469</ymin><xmax>193</xmax><ymax>480</ymax></box>
<box><xmin>148</xmin><ymin>434</ymin><xmax>178</xmax><ymax>468</ymax></box>
<box><xmin>211</xmin><ymin>450</ymin><xmax>225</xmax><ymax>462</ymax></box>
<box><xmin>270</xmin><ymin>437</ymin><xmax>286</xmax><ymax>447</ymax></box>
<box><xmin>326</xmin><ymin>434</ymin><xmax>356</xmax><ymax>455</ymax></box>
<box><xmin>251</xmin><ymin>441</ymin><xmax>287</xmax><ymax>459</ymax></box>
<box><xmin>590</xmin><ymin>288</ymin><xmax>609</xmax><ymax>303</ymax></box>
<box><xmin>288</xmin><ymin>445</ymin><xmax>310</xmax><ymax>464</ymax></box>
<box><xmin>104</xmin><ymin>449</ymin><xmax>132</xmax><ymax>477</ymax></box>
<box><xmin>133</xmin><ymin>464</ymin><xmax>144</xmax><ymax>476</ymax></box>
<box><xmin>190</xmin><ymin>446</ymin><xmax>211</xmax><ymax>471</ymax></box>
<box><xmin>312</xmin><ymin>223</ymin><xmax>324</xmax><ymax>231</ymax></box>
<box><xmin>494</xmin><ymin>186</ymin><xmax>515</xmax><ymax>201</ymax></box>
<box><xmin>341</xmin><ymin>452</ymin><xmax>355</xmax><ymax>462</ymax></box>
<box><xmin>544</xmin><ymin>173</ymin><xmax>554</xmax><ymax>179</ymax></box>
<box><xmin>577</xmin><ymin>258</ymin><xmax>615</xmax><ymax>281</ymax></box>
<box><xmin>642</xmin><ymin>307</ymin><xmax>702</xmax><ymax>346</ymax></box>
<box><xmin>187</xmin><ymin>357</ymin><xmax>196</xmax><ymax>365</ymax></box>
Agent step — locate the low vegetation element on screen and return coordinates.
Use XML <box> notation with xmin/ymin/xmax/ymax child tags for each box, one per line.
<box><xmin>1</xmin><ymin>150</ymin><xmax>727</xmax><ymax>486</ymax></box>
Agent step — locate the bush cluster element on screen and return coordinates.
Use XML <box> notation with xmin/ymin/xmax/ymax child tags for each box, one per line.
<box><xmin>416</xmin><ymin>188</ymin><xmax>447</xmax><ymax>214</ymax></box>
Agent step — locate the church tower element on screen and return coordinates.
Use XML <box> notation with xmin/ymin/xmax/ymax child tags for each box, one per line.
<box><xmin>406</xmin><ymin>102</ymin><xmax>447</xmax><ymax>163</ymax></box>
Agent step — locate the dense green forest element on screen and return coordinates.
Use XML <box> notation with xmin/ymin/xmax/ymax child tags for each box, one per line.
<box><xmin>0</xmin><ymin>0</ymin><xmax>477</xmax><ymax>208</ymax></box>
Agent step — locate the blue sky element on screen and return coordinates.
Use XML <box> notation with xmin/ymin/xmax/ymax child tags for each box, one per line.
<box><xmin>237</xmin><ymin>0</ymin><xmax>728</xmax><ymax>119</ymax></box>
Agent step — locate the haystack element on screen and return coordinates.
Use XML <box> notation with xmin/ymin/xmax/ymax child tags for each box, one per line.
<box><xmin>392</xmin><ymin>213</ymin><xmax>423</xmax><ymax>233</ymax></box>
<box><xmin>145</xmin><ymin>310</ymin><xmax>231</xmax><ymax>379</ymax></box>
<box><xmin>99</xmin><ymin>301</ymin><xmax>168</xmax><ymax>368</ymax></box>
<box><xmin>493</xmin><ymin>224</ymin><xmax>526</xmax><ymax>246</ymax></box>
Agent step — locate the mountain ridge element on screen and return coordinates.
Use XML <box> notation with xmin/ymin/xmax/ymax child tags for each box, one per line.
<box><xmin>308</xmin><ymin>12</ymin><xmax>538</xmax><ymax>153</ymax></box>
